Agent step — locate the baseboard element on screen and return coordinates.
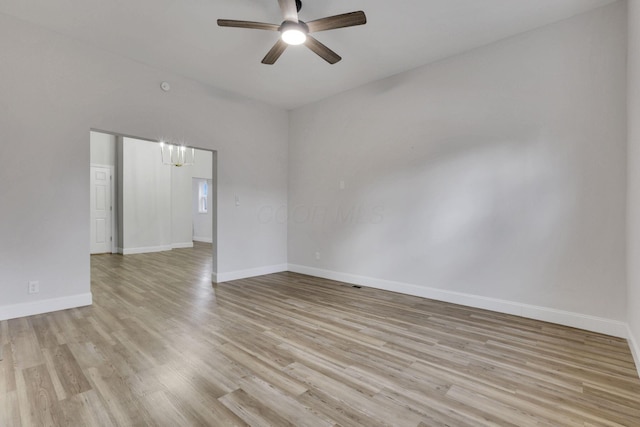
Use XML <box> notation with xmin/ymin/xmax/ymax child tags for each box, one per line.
<box><xmin>213</xmin><ymin>264</ymin><xmax>288</xmax><ymax>283</ymax></box>
<box><xmin>122</xmin><ymin>243</ymin><xmax>194</xmax><ymax>253</ymax></box>
<box><xmin>172</xmin><ymin>242</ymin><xmax>194</xmax><ymax>249</ymax></box>
<box><xmin>122</xmin><ymin>245</ymin><xmax>172</xmax><ymax>255</ymax></box>
<box><xmin>193</xmin><ymin>236</ymin><xmax>213</xmax><ymax>243</ymax></box>
<box><xmin>0</xmin><ymin>293</ymin><xmax>93</xmax><ymax>321</ymax></box>
<box><xmin>628</xmin><ymin>326</ymin><xmax>640</xmax><ymax>378</ymax></box>
<box><xmin>287</xmin><ymin>264</ymin><xmax>628</xmax><ymax>339</ymax></box>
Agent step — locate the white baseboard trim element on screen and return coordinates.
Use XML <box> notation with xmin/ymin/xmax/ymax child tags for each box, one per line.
<box><xmin>193</xmin><ymin>236</ymin><xmax>213</xmax><ymax>243</ymax></box>
<box><xmin>627</xmin><ymin>326</ymin><xmax>640</xmax><ymax>378</ymax></box>
<box><xmin>0</xmin><ymin>293</ymin><xmax>93</xmax><ymax>321</ymax></box>
<box><xmin>122</xmin><ymin>245</ymin><xmax>172</xmax><ymax>255</ymax></box>
<box><xmin>213</xmin><ymin>264</ymin><xmax>288</xmax><ymax>283</ymax></box>
<box><xmin>287</xmin><ymin>264</ymin><xmax>628</xmax><ymax>339</ymax></box>
<box><xmin>172</xmin><ymin>242</ymin><xmax>194</xmax><ymax>249</ymax></box>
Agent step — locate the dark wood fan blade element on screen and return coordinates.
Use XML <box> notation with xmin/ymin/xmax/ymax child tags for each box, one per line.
<box><xmin>307</xmin><ymin>11</ymin><xmax>366</xmax><ymax>33</ymax></box>
<box><xmin>278</xmin><ymin>0</ymin><xmax>298</xmax><ymax>22</ymax></box>
<box><xmin>262</xmin><ymin>39</ymin><xmax>288</xmax><ymax>64</ymax></box>
<box><xmin>304</xmin><ymin>36</ymin><xmax>341</xmax><ymax>64</ymax></box>
<box><xmin>217</xmin><ymin>19</ymin><xmax>280</xmax><ymax>31</ymax></box>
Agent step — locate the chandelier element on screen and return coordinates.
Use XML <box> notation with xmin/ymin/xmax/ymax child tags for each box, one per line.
<box><xmin>159</xmin><ymin>142</ymin><xmax>195</xmax><ymax>167</ymax></box>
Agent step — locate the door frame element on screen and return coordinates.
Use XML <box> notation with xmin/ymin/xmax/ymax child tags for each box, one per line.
<box><xmin>89</xmin><ymin>129</ymin><xmax>219</xmax><ymax>279</ymax></box>
<box><xmin>90</xmin><ymin>163</ymin><xmax>116</xmax><ymax>254</ymax></box>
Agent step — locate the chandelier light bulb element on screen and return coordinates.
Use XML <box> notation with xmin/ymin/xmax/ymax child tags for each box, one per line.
<box><xmin>159</xmin><ymin>141</ymin><xmax>195</xmax><ymax>167</ymax></box>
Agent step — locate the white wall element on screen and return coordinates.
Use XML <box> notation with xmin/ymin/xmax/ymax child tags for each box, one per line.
<box><xmin>90</xmin><ymin>131</ymin><xmax>116</xmax><ymax>166</ymax></box>
<box><xmin>122</xmin><ymin>137</ymin><xmax>173</xmax><ymax>253</ymax></box>
<box><xmin>121</xmin><ymin>140</ymin><xmax>211</xmax><ymax>252</ymax></box>
<box><xmin>170</xmin><ymin>157</ymin><xmax>194</xmax><ymax>249</ymax></box>
<box><xmin>288</xmin><ymin>2</ymin><xmax>627</xmax><ymax>335</ymax></box>
<box><xmin>0</xmin><ymin>13</ymin><xmax>288</xmax><ymax>319</ymax></box>
<box><xmin>193</xmin><ymin>149</ymin><xmax>213</xmax><ymax>180</ymax></box>
<box><xmin>627</xmin><ymin>0</ymin><xmax>640</xmax><ymax>375</ymax></box>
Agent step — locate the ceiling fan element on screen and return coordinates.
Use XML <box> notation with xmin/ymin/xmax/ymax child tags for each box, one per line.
<box><xmin>217</xmin><ymin>0</ymin><xmax>367</xmax><ymax>65</ymax></box>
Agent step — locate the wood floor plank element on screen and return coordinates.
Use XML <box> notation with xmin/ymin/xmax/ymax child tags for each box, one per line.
<box><xmin>86</xmin><ymin>366</ymin><xmax>157</xmax><ymax>426</ymax></box>
<box><xmin>8</xmin><ymin>319</ymin><xmax>43</xmax><ymax>370</ymax></box>
<box><xmin>296</xmin><ymin>389</ymin><xmax>389</xmax><ymax>427</ymax></box>
<box><xmin>31</xmin><ymin>315</ymin><xmax>62</xmax><ymax>350</ymax></box>
<box><xmin>20</xmin><ymin>364</ymin><xmax>65</xmax><ymax>427</ymax></box>
<box><xmin>48</xmin><ymin>344</ymin><xmax>93</xmax><ymax>398</ymax></box>
<box><xmin>219</xmin><ymin>342</ymin><xmax>309</xmax><ymax>397</ymax></box>
<box><xmin>220</xmin><ymin>388</ymin><xmax>297</xmax><ymax>427</ymax></box>
<box><xmin>0</xmin><ymin>343</ymin><xmax>16</xmax><ymax>395</ymax></box>
<box><xmin>162</xmin><ymin>388</ymin><xmax>249</xmax><ymax>426</ymax></box>
<box><xmin>1</xmin><ymin>242</ymin><xmax>638</xmax><ymax>426</ymax></box>
<box><xmin>141</xmin><ymin>390</ymin><xmax>193</xmax><ymax>426</ymax></box>
<box><xmin>238</xmin><ymin>374</ymin><xmax>335</xmax><ymax>427</ymax></box>
<box><xmin>283</xmin><ymin>362</ymin><xmax>424</xmax><ymax>426</ymax></box>
<box><xmin>374</xmin><ymin>387</ymin><xmax>510</xmax><ymax>427</ymax></box>
<box><xmin>0</xmin><ymin>320</ymin><xmax>8</xmax><ymax>352</ymax></box>
<box><xmin>0</xmin><ymin>390</ymin><xmax>22</xmax><ymax>427</ymax></box>
<box><xmin>41</xmin><ymin>347</ymin><xmax>69</xmax><ymax>401</ymax></box>
<box><xmin>445</xmin><ymin>385</ymin><xmax>559</xmax><ymax>427</ymax></box>
<box><xmin>58</xmin><ymin>390</ymin><xmax>116</xmax><ymax>427</ymax></box>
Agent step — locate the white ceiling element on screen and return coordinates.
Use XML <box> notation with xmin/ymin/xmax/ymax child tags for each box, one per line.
<box><xmin>0</xmin><ymin>0</ymin><xmax>617</xmax><ymax>109</ymax></box>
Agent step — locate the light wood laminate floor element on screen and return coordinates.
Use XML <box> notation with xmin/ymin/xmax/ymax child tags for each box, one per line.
<box><xmin>1</xmin><ymin>242</ymin><xmax>639</xmax><ymax>426</ymax></box>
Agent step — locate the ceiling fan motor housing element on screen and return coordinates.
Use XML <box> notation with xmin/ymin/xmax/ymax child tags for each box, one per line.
<box><xmin>280</xmin><ymin>20</ymin><xmax>309</xmax><ymax>34</ymax></box>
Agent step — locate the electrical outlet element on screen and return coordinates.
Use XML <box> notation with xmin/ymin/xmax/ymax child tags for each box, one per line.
<box><xmin>28</xmin><ymin>281</ymin><xmax>39</xmax><ymax>294</ymax></box>
<box><xmin>315</xmin><ymin>252</ymin><xmax>321</xmax><ymax>260</ymax></box>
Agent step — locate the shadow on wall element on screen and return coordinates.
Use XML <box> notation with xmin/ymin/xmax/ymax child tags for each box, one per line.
<box><xmin>325</xmin><ymin>131</ymin><xmax>577</xmax><ymax>300</ymax></box>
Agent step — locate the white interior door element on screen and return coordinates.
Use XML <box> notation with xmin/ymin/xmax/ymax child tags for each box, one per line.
<box><xmin>90</xmin><ymin>166</ymin><xmax>112</xmax><ymax>254</ymax></box>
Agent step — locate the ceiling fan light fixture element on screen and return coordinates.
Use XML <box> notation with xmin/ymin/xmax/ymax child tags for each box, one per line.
<box><xmin>281</xmin><ymin>28</ymin><xmax>306</xmax><ymax>45</ymax></box>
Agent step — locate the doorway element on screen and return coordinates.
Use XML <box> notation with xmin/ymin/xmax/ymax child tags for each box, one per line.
<box><xmin>89</xmin><ymin>130</ymin><xmax>218</xmax><ymax>278</ymax></box>
<box><xmin>89</xmin><ymin>165</ymin><xmax>114</xmax><ymax>254</ymax></box>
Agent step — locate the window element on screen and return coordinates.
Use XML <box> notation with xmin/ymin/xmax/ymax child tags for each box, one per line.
<box><xmin>198</xmin><ymin>180</ymin><xmax>208</xmax><ymax>213</ymax></box>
